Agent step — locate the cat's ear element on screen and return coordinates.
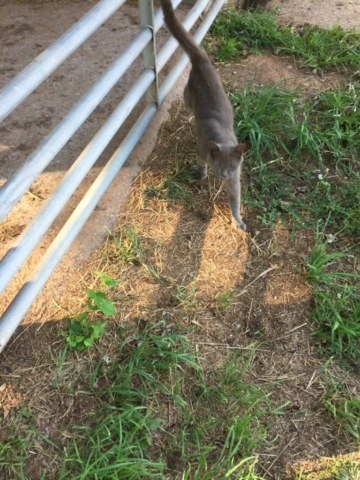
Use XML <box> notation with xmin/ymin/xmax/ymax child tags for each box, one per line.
<box><xmin>208</xmin><ymin>141</ymin><xmax>220</xmax><ymax>154</ymax></box>
<box><xmin>234</xmin><ymin>143</ymin><xmax>245</xmax><ymax>156</ymax></box>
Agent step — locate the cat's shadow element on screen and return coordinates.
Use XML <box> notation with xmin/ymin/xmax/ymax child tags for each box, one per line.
<box><xmin>142</xmin><ymin>102</ymin><xmax>311</xmax><ymax>344</ymax></box>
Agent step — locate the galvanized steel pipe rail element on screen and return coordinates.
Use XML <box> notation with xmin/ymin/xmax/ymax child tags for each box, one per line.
<box><xmin>0</xmin><ymin>0</ymin><xmax>126</xmax><ymax>123</ymax></box>
<box><xmin>0</xmin><ymin>0</ymin><xmax>183</xmax><ymax>222</ymax></box>
<box><xmin>0</xmin><ymin>0</ymin><xmax>225</xmax><ymax>352</ymax></box>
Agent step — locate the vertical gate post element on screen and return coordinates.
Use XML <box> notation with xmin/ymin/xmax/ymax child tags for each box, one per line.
<box><xmin>139</xmin><ymin>0</ymin><xmax>159</xmax><ymax>105</ymax></box>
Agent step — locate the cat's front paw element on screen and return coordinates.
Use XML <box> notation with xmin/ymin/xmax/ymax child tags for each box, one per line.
<box><xmin>232</xmin><ymin>218</ymin><xmax>247</xmax><ymax>232</ymax></box>
<box><xmin>197</xmin><ymin>171</ymin><xmax>207</xmax><ymax>180</ymax></box>
<box><xmin>189</xmin><ymin>165</ymin><xmax>207</xmax><ymax>180</ymax></box>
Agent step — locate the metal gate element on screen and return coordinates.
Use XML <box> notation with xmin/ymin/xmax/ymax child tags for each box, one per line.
<box><xmin>0</xmin><ymin>0</ymin><xmax>225</xmax><ymax>352</ymax></box>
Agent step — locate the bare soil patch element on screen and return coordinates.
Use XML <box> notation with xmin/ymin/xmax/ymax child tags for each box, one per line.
<box><xmin>269</xmin><ymin>0</ymin><xmax>360</xmax><ymax>31</ymax></box>
<box><xmin>221</xmin><ymin>52</ymin><xmax>344</xmax><ymax>92</ymax></box>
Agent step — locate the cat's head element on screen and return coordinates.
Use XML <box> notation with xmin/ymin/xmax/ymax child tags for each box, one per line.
<box><xmin>207</xmin><ymin>141</ymin><xmax>245</xmax><ymax>180</ymax></box>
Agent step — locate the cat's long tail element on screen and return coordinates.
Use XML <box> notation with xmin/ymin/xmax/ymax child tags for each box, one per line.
<box><xmin>160</xmin><ymin>0</ymin><xmax>207</xmax><ymax>62</ymax></box>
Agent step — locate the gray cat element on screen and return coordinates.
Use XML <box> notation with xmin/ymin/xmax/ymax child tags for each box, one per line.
<box><xmin>161</xmin><ymin>0</ymin><xmax>247</xmax><ymax>231</ymax></box>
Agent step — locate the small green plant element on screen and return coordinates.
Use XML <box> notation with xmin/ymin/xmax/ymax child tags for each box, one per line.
<box><xmin>62</xmin><ymin>281</ymin><xmax>115</xmax><ymax>351</ymax></box>
<box><xmin>173</xmin><ymin>273</ymin><xmax>199</xmax><ymax>310</ymax></box>
<box><xmin>95</xmin><ymin>271</ymin><xmax>120</xmax><ymax>288</ymax></box>
<box><xmin>62</xmin><ymin>313</ymin><xmax>107</xmax><ymax>351</ymax></box>
<box><xmin>88</xmin><ymin>272</ymin><xmax>118</xmax><ymax>316</ymax></box>
<box><xmin>324</xmin><ymin>393</ymin><xmax>360</xmax><ymax>441</ymax></box>
<box><xmin>87</xmin><ymin>288</ymin><xmax>116</xmax><ymax>316</ymax></box>
<box><xmin>141</xmin><ymin>262</ymin><xmax>168</xmax><ymax>287</ymax></box>
<box><xmin>49</xmin><ymin>344</ymin><xmax>70</xmax><ymax>389</ymax></box>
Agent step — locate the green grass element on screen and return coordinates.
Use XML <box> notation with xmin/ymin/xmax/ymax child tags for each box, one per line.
<box><xmin>320</xmin><ymin>360</ymin><xmax>360</xmax><ymax>441</ymax></box>
<box><xmin>58</xmin><ymin>325</ymin><xmax>277</xmax><ymax>479</ymax></box>
<box><xmin>0</xmin><ymin>409</ymin><xmax>50</xmax><ymax>480</ymax></box>
<box><xmin>110</xmin><ymin>225</ymin><xmax>144</xmax><ymax>264</ymax></box>
<box><xmin>143</xmin><ymin>158</ymin><xmax>196</xmax><ymax>205</ymax></box>
<box><xmin>233</xmin><ymin>83</ymin><xmax>360</xmax><ymax>162</ymax></box>
<box><xmin>209</xmin><ymin>9</ymin><xmax>360</xmax><ymax>71</ymax></box>
<box><xmin>230</xmin><ymin>83</ymin><xmax>360</xmax><ymax>234</ymax></box>
<box><xmin>0</xmin><ymin>423</ymin><xmax>29</xmax><ymax>478</ymax></box>
<box><xmin>306</xmin><ymin>225</ymin><xmax>360</xmax><ymax>366</ymax></box>
<box><xmin>61</xmin><ymin>408</ymin><xmax>165</xmax><ymax>479</ymax></box>
<box><xmin>211</xmin><ymin>10</ymin><xmax>360</xmax><ymax>235</ymax></box>
<box><xmin>0</xmin><ymin>335</ymin><xmax>280</xmax><ymax>480</ymax></box>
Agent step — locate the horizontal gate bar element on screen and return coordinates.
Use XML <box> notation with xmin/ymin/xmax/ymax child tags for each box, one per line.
<box><xmin>0</xmin><ymin>0</ymin><xmax>201</xmax><ymax>297</ymax></box>
<box><xmin>0</xmin><ymin>0</ymin><xmax>225</xmax><ymax>351</ymax></box>
<box><xmin>0</xmin><ymin>30</ymin><xmax>150</xmax><ymax>222</ymax></box>
<box><xmin>0</xmin><ymin>0</ymin><xmax>183</xmax><ymax>223</ymax></box>
<box><xmin>0</xmin><ymin>70</ymin><xmax>155</xmax><ymax>297</ymax></box>
<box><xmin>0</xmin><ymin>0</ymin><xmax>126</xmax><ymax>123</ymax></box>
<box><xmin>0</xmin><ymin>103</ymin><xmax>156</xmax><ymax>352</ymax></box>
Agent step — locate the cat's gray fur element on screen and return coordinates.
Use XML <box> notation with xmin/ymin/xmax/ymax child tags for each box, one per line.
<box><xmin>161</xmin><ymin>0</ymin><xmax>246</xmax><ymax>231</ymax></box>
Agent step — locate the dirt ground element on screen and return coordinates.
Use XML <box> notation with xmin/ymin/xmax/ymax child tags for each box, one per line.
<box><xmin>0</xmin><ymin>0</ymin><xmax>360</xmax><ymax>479</ymax></box>
<box><xmin>270</xmin><ymin>0</ymin><xmax>360</xmax><ymax>31</ymax></box>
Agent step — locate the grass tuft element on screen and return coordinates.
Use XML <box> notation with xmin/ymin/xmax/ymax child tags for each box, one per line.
<box><xmin>231</xmin><ymin>83</ymin><xmax>360</xmax><ymax>234</ymax></box>
<box><xmin>320</xmin><ymin>361</ymin><xmax>360</xmax><ymax>441</ymax></box>
<box><xmin>306</xmin><ymin>225</ymin><xmax>360</xmax><ymax>366</ymax></box>
<box><xmin>58</xmin><ymin>324</ymin><xmax>275</xmax><ymax>479</ymax></box>
<box><xmin>210</xmin><ymin>9</ymin><xmax>360</xmax><ymax>71</ymax></box>
<box><xmin>143</xmin><ymin>159</ymin><xmax>196</xmax><ymax>205</ymax></box>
